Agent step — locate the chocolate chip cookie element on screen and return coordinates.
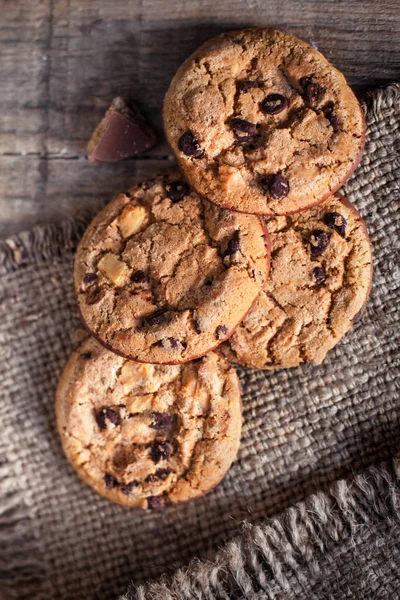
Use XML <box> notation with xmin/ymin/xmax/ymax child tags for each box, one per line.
<box><xmin>56</xmin><ymin>337</ymin><xmax>242</xmax><ymax>508</ymax></box>
<box><xmin>220</xmin><ymin>193</ymin><xmax>372</xmax><ymax>368</ymax></box>
<box><xmin>75</xmin><ymin>174</ymin><xmax>270</xmax><ymax>364</ymax></box>
<box><xmin>164</xmin><ymin>29</ymin><xmax>365</xmax><ymax>215</ymax></box>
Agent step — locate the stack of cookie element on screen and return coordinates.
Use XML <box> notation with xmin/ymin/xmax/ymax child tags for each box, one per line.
<box><xmin>57</xmin><ymin>29</ymin><xmax>373</xmax><ymax>510</ymax></box>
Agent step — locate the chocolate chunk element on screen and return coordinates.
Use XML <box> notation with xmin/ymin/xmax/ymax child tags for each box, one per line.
<box><xmin>87</xmin><ymin>289</ymin><xmax>105</xmax><ymax>305</ymax></box>
<box><xmin>151</xmin><ymin>441</ymin><xmax>173</xmax><ymax>464</ymax></box>
<box><xmin>157</xmin><ymin>337</ymin><xmax>181</xmax><ymax>351</ymax></box>
<box><xmin>323</xmin><ymin>212</ymin><xmax>347</xmax><ymax>238</ymax></box>
<box><xmin>300</xmin><ymin>76</ymin><xmax>325</xmax><ymax>106</ymax></box>
<box><xmin>80</xmin><ymin>352</ymin><xmax>92</xmax><ymax>360</ymax></box>
<box><xmin>204</xmin><ymin>278</ymin><xmax>213</xmax><ymax>287</ymax></box>
<box><xmin>87</xmin><ymin>97</ymin><xmax>156</xmax><ymax>163</ymax></box>
<box><xmin>140</xmin><ymin>179</ymin><xmax>156</xmax><ymax>190</ymax></box>
<box><xmin>352</xmin><ymin>306</ymin><xmax>366</xmax><ymax>324</ymax></box>
<box><xmin>313</xmin><ymin>267</ymin><xmax>326</xmax><ymax>286</ymax></box>
<box><xmin>83</xmin><ymin>273</ymin><xmax>98</xmax><ymax>285</ymax></box>
<box><xmin>323</xmin><ymin>102</ymin><xmax>339</xmax><ymax>133</ymax></box>
<box><xmin>261</xmin><ymin>174</ymin><xmax>290</xmax><ymax>199</ymax></box>
<box><xmin>96</xmin><ymin>407</ymin><xmax>121</xmax><ymax>430</ymax></box>
<box><xmin>309</xmin><ymin>230</ymin><xmax>330</xmax><ymax>257</ymax></box>
<box><xmin>104</xmin><ymin>473</ymin><xmax>119</xmax><ymax>490</ymax></box>
<box><xmin>146</xmin><ymin>468</ymin><xmax>171</xmax><ymax>483</ymax></box>
<box><xmin>260</xmin><ymin>93</ymin><xmax>288</xmax><ymax>115</ymax></box>
<box><xmin>230</xmin><ymin>118</ymin><xmax>258</xmax><ymax>142</ymax></box>
<box><xmin>216</xmin><ymin>325</ymin><xmax>229</xmax><ymax>340</ymax></box>
<box><xmin>166</xmin><ymin>180</ymin><xmax>190</xmax><ymax>202</ymax></box>
<box><xmin>147</xmin><ymin>495</ymin><xmax>164</xmax><ymax>510</ymax></box>
<box><xmin>131</xmin><ymin>270</ymin><xmax>148</xmax><ymax>283</ymax></box>
<box><xmin>150</xmin><ymin>412</ymin><xmax>173</xmax><ymax>430</ymax></box>
<box><xmin>178</xmin><ymin>131</ymin><xmax>204</xmax><ymax>158</ymax></box>
<box><xmin>225</xmin><ymin>231</ymin><xmax>240</xmax><ymax>255</ymax></box>
<box><xmin>142</xmin><ymin>309</ymin><xmax>167</xmax><ymax>327</ymax></box>
<box><xmin>193</xmin><ymin>318</ymin><xmax>203</xmax><ymax>334</ymax></box>
<box><xmin>122</xmin><ymin>481</ymin><xmax>139</xmax><ymax>495</ymax></box>
<box><xmin>238</xmin><ymin>80</ymin><xmax>260</xmax><ymax>92</ymax></box>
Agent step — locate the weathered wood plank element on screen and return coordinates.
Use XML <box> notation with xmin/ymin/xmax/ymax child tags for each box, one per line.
<box><xmin>0</xmin><ymin>0</ymin><xmax>399</xmax><ymax>237</ymax></box>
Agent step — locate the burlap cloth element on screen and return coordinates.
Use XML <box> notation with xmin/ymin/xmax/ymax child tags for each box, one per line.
<box><xmin>1</xmin><ymin>84</ymin><xmax>399</xmax><ymax>600</ymax></box>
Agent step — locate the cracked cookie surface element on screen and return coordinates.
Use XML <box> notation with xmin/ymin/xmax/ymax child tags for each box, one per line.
<box><xmin>75</xmin><ymin>174</ymin><xmax>269</xmax><ymax>364</ymax></box>
<box><xmin>164</xmin><ymin>29</ymin><xmax>365</xmax><ymax>215</ymax></box>
<box><xmin>220</xmin><ymin>194</ymin><xmax>373</xmax><ymax>368</ymax></box>
<box><xmin>56</xmin><ymin>337</ymin><xmax>242</xmax><ymax>509</ymax></box>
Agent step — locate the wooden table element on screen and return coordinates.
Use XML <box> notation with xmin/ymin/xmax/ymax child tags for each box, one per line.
<box><xmin>1</xmin><ymin>0</ymin><xmax>399</xmax><ymax>237</ymax></box>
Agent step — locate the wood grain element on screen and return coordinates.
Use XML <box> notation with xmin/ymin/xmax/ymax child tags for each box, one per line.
<box><xmin>0</xmin><ymin>0</ymin><xmax>399</xmax><ymax>237</ymax></box>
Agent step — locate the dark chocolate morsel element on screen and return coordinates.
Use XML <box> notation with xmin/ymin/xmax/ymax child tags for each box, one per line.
<box><xmin>151</xmin><ymin>441</ymin><xmax>173</xmax><ymax>464</ymax></box>
<box><xmin>323</xmin><ymin>102</ymin><xmax>339</xmax><ymax>133</ymax></box>
<box><xmin>140</xmin><ymin>179</ymin><xmax>156</xmax><ymax>190</ymax></box>
<box><xmin>260</xmin><ymin>93</ymin><xmax>288</xmax><ymax>115</ymax></box>
<box><xmin>83</xmin><ymin>273</ymin><xmax>98</xmax><ymax>285</ymax></box>
<box><xmin>309</xmin><ymin>230</ymin><xmax>330</xmax><ymax>257</ymax></box>
<box><xmin>150</xmin><ymin>412</ymin><xmax>173</xmax><ymax>430</ymax></box>
<box><xmin>261</xmin><ymin>174</ymin><xmax>290</xmax><ymax>199</ymax></box>
<box><xmin>204</xmin><ymin>279</ymin><xmax>213</xmax><ymax>287</ymax></box>
<box><xmin>142</xmin><ymin>309</ymin><xmax>168</xmax><ymax>327</ymax></box>
<box><xmin>80</xmin><ymin>352</ymin><xmax>92</xmax><ymax>360</ymax></box>
<box><xmin>147</xmin><ymin>495</ymin><xmax>164</xmax><ymax>510</ymax></box>
<box><xmin>178</xmin><ymin>131</ymin><xmax>204</xmax><ymax>158</ymax></box>
<box><xmin>87</xmin><ymin>289</ymin><xmax>105</xmax><ymax>305</ymax></box>
<box><xmin>323</xmin><ymin>212</ymin><xmax>347</xmax><ymax>238</ymax></box>
<box><xmin>156</xmin><ymin>337</ymin><xmax>181</xmax><ymax>351</ymax></box>
<box><xmin>165</xmin><ymin>180</ymin><xmax>190</xmax><ymax>202</ymax></box>
<box><xmin>313</xmin><ymin>267</ymin><xmax>326</xmax><ymax>286</ymax></box>
<box><xmin>300</xmin><ymin>76</ymin><xmax>325</xmax><ymax>106</ymax></box>
<box><xmin>146</xmin><ymin>468</ymin><xmax>171</xmax><ymax>483</ymax></box>
<box><xmin>131</xmin><ymin>270</ymin><xmax>148</xmax><ymax>283</ymax></box>
<box><xmin>230</xmin><ymin>118</ymin><xmax>258</xmax><ymax>142</ymax></box>
<box><xmin>225</xmin><ymin>231</ymin><xmax>240</xmax><ymax>255</ymax></box>
<box><xmin>216</xmin><ymin>325</ymin><xmax>229</xmax><ymax>340</ymax></box>
<box><xmin>104</xmin><ymin>473</ymin><xmax>119</xmax><ymax>490</ymax></box>
<box><xmin>121</xmin><ymin>481</ymin><xmax>139</xmax><ymax>495</ymax></box>
<box><xmin>96</xmin><ymin>407</ymin><xmax>121</xmax><ymax>429</ymax></box>
<box><xmin>238</xmin><ymin>80</ymin><xmax>260</xmax><ymax>92</ymax></box>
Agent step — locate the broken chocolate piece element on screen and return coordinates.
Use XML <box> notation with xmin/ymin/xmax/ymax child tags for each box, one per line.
<box><xmin>300</xmin><ymin>76</ymin><xmax>325</xmax><ymax>106</ymax></box>
<box><xmin>87</xmin><ymin>97</ymin><xmax>156</xmax><ymax>163</ymax></box>
<box><xmin>80</xmin><ymin>352</ymin><xmax>92</xmax><ymax>360</ymax></box>
<box><xmin>261</xmin><ymin>175</ymin><xmax>290</xmax><ymax>199</ymax></box>
<box><xmin>323</xmin><ymin>212</ymin><xmax>347</xmax><ymax>238</ymax></box>
<box><xmin>313</xmin><ymin>267</ymin><xmax>326</xmax><ymax>286</ymax></box>
<box><xmin>121</xmin><ymin>480</ymin><xmax>139</xmax><ymax>495</ymax></box>
<box><xmin>147</xmin><ymin>495</ymin><xmax>164</xmax><ymax>509</ymax></box>
<box><xmin>260</xmin><ymin>93</ymin><xmax>288</xmax><ymax>114</ymax></box>
<box><xmin>178</xmin><ymin>131</ymin><xmax>204</xmax><ymax>158</ymax></box>
<box><xmin>309</xmin><ymin>230</ymin><xmax>330</xmax><ymax>257</ymax></box>
<box><xmin>96</xmin><ymin>407</ymin><xmax>121</xmax><ymax>430</ymax></box>
<box><xmin>156</xmin><ymin>337</ymin><xmax>182</xmax><ymax>351</ymax></box>
<box><xmin>142</xmin><ymin>309</ymin><xmax>167</xmax><ymax>327</ymax></box>
<box><xmin>216</xmin><ymin>325</ymin><xmax>229</xmax><ymax>340</ymax></box>
<box><xmin>323</xmin><ymin>102</ymin><xmax>340</xmax><ymax>133</ymax></box>
<box><xmin>150</xmin><ymin>412</ymin><xmax>173</xmax><ymax>430</ymax></box>
<box><xmin>151</xmin><ymin>441</ymin><xmax>173</xmax><ymax>464</ymax></box>
<box><xmin>230</xmin><ymin>118</ymin><xmax>258</xmax><ymax>142</ymax></box>
<box><xmin>83</xmin><ymin>273</ymin><xmax>98</xmax><ymax>285</ymax></box>
<box><xmin>225</xmin><ymin>231</ymin><xmax>240</xmax><ymax>255</ymax></box>
<box><xmin>146</xmin><ymin>468</ymin><xmax>171</xmax><ymax>483</ymax></box>
<box><xmin>131</xmin><ymin>270</ymin><xmax>148</xmax><ymax>283</ymax></box>
<box><xmin>238</xmin><ymin>80</ymin><xmax>260</xmax><ymax>92</ymax></box>
<box><xmin>104</xmin><ymin>473</ymin><xmax>119</xmax><ymax>489</ymax></box>
<box><xmin>166</xmin><ymin>181</ymin><xmax>190</xmax><ymax>202</ymax></box>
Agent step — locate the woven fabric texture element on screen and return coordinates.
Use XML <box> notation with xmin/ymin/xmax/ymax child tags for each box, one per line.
<box><xmin>0</xmin><ymin>84</ymin><xmax>399</xmax><ymax>600</ymax></box>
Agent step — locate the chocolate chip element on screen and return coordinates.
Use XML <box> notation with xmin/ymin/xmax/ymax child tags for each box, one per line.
<box><xmin>260</xmin><ymin>93</ymin><xmax>288</xmax><ymax>115</ymax></box>
<box><xmin>313</xmin><ymin>267</ymin><xmax>326</xmax><ymax>286</ymax></box>
<box><xmin>104</xmin><ymin>473</ymin><xmax>119</xmax><ymax>490</ymax></box>
<box><xmin>146</xmin><ymin>468</ymin><xmax>171</xmax><ymax>484</ymax></box>
<box><xmin>261</xmin><ymin>174</ymin><xmax>290</xmax><ymax>199</ymax></box>
<box><xmin>238</xmin><ymin>80</ymin><xmax>260</xmax><ymax>92</ymax></box>
<box><xmin>309</xmin><ymin>230</ymin><xmax>330</xmax><ymax>257</ymax></box>
<box><xmin>156</xmin><ymin>337</ymin><xmax>181</xmax><ymax>351</ymax></box>
<box><xmin>178</xmin><ymin>131</ymin><xmax>204</xmax><ymax>158</ymax></box>
<box><xmin>80</xmin><ymin>352</ymin><xmax>92</xmax><ymax>360</ymax></box>
<box><xmin>96</xmin><ymin>407</ymin><xmax>121</xmax><ymax>430</ymax></box>
<box><xmin>165</xmin><ymin>180</ymin><xmax>190</xmax><ymax>202</ymax></box>
<box><xmin>323</xmin><ymin>102</ymin><xmax>339</xmax><ymax>133</ymax></box>
<box><xmin>142</xmin><ymin>309</ymin><xmax>167</xmax><ymax>327</ymax></box>
<box><xmin>265</xmin><ymin>361</ymin><xmax>275</xmax><ymax>367</ymax></box>
<box><xmin>323</xmin><ymin>212</ymin><xmax>347</xmax><ymax>238</ymax></box>
<box><xmin>147</xmin><ymin>495</ymin><xmax>164</xmax><ymax>510</ymax></box>
<box><xmin>83</xmin><ymin>273</ymin><xmax>98</xmax><ymax>285</ymax></box>
<box><xmin>352</xmin><ymin>306</ymin><xmax>366</xmax><ymax>324</ymax></box>
<box><xmin>151</xmin><ymin>441</ymin><xmax>173</xmax><ymax>464</ymax></box>
<box><xmin>193</xmin><ymin>318</ymin><xmax>203</xmax><ymax>334</ymax></box>
<box><xmin>225</xmin><ymin>231</ymin><xmax>240</xmax><ymax>255</ymax></box>
<box><xmin>150</xmin><ymin>412</ymin><xmax>173</xmax><ymax>430</ymax></box>
<box><xmin>204</xmin><ymin>279</ymin><xmax>213</xmax><ymax>287</ymax></box>
<box><xmin>300</xmin><ymin>76</ymin><xmax>325</xmax><ymax>106</ymax></box>
<box><xmin>230</xmin><ymin>118</ymin><xmax>258</xmax><ymax>142</ymax></box>
<box><xmin>216</xmin><ymin>325</ymin><xmax>229</xmax><ymax>340</ymax></box>
<box><xmin>131</xmin><ymin>270</ymin><xmax>147</xmax><ymax>283</ymax></box>
<box><xmin>140</xmin><ymin>179</ymin><xmax>156</xmax><ymax>190</ymax></box>
<box><xmin>87</xmin><ymin>289</ymin><xmax>105</xmax><ymax>305</ymax></box>
<box><xmin>122</xmin><ymin>480</ymin><xmax>139</xmax><ymax>495</ymax></box>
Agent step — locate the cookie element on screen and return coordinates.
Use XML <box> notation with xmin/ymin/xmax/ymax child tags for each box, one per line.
<box><xmin>75</xmin><ymin>174</ymin><xmax>269</xmax><ymax>364</ymax></box>
<box><xmin>56</xmin><ymin>337</ymin><xmax>242</xmax><ymax>509</ymax></box>
<box><xmin>163</xmin><ymin>29</ymin><xmax>365</xmax><ymax>216</ymax></box>
<box><xmin>220</xmin><ymin>193</ymin><xmax>373</xmax><ymax>369</ymax></box>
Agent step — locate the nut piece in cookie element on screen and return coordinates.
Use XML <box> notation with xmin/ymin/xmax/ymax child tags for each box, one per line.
<box><xmin>56</xmin><ymin>338</ymin><xmax>242</xmax><ymax>509</ymax></box>
<box><xmin>220</xmin><ymin>193</ymin><xmax>372</xmax><ymax>369</ymax></box>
